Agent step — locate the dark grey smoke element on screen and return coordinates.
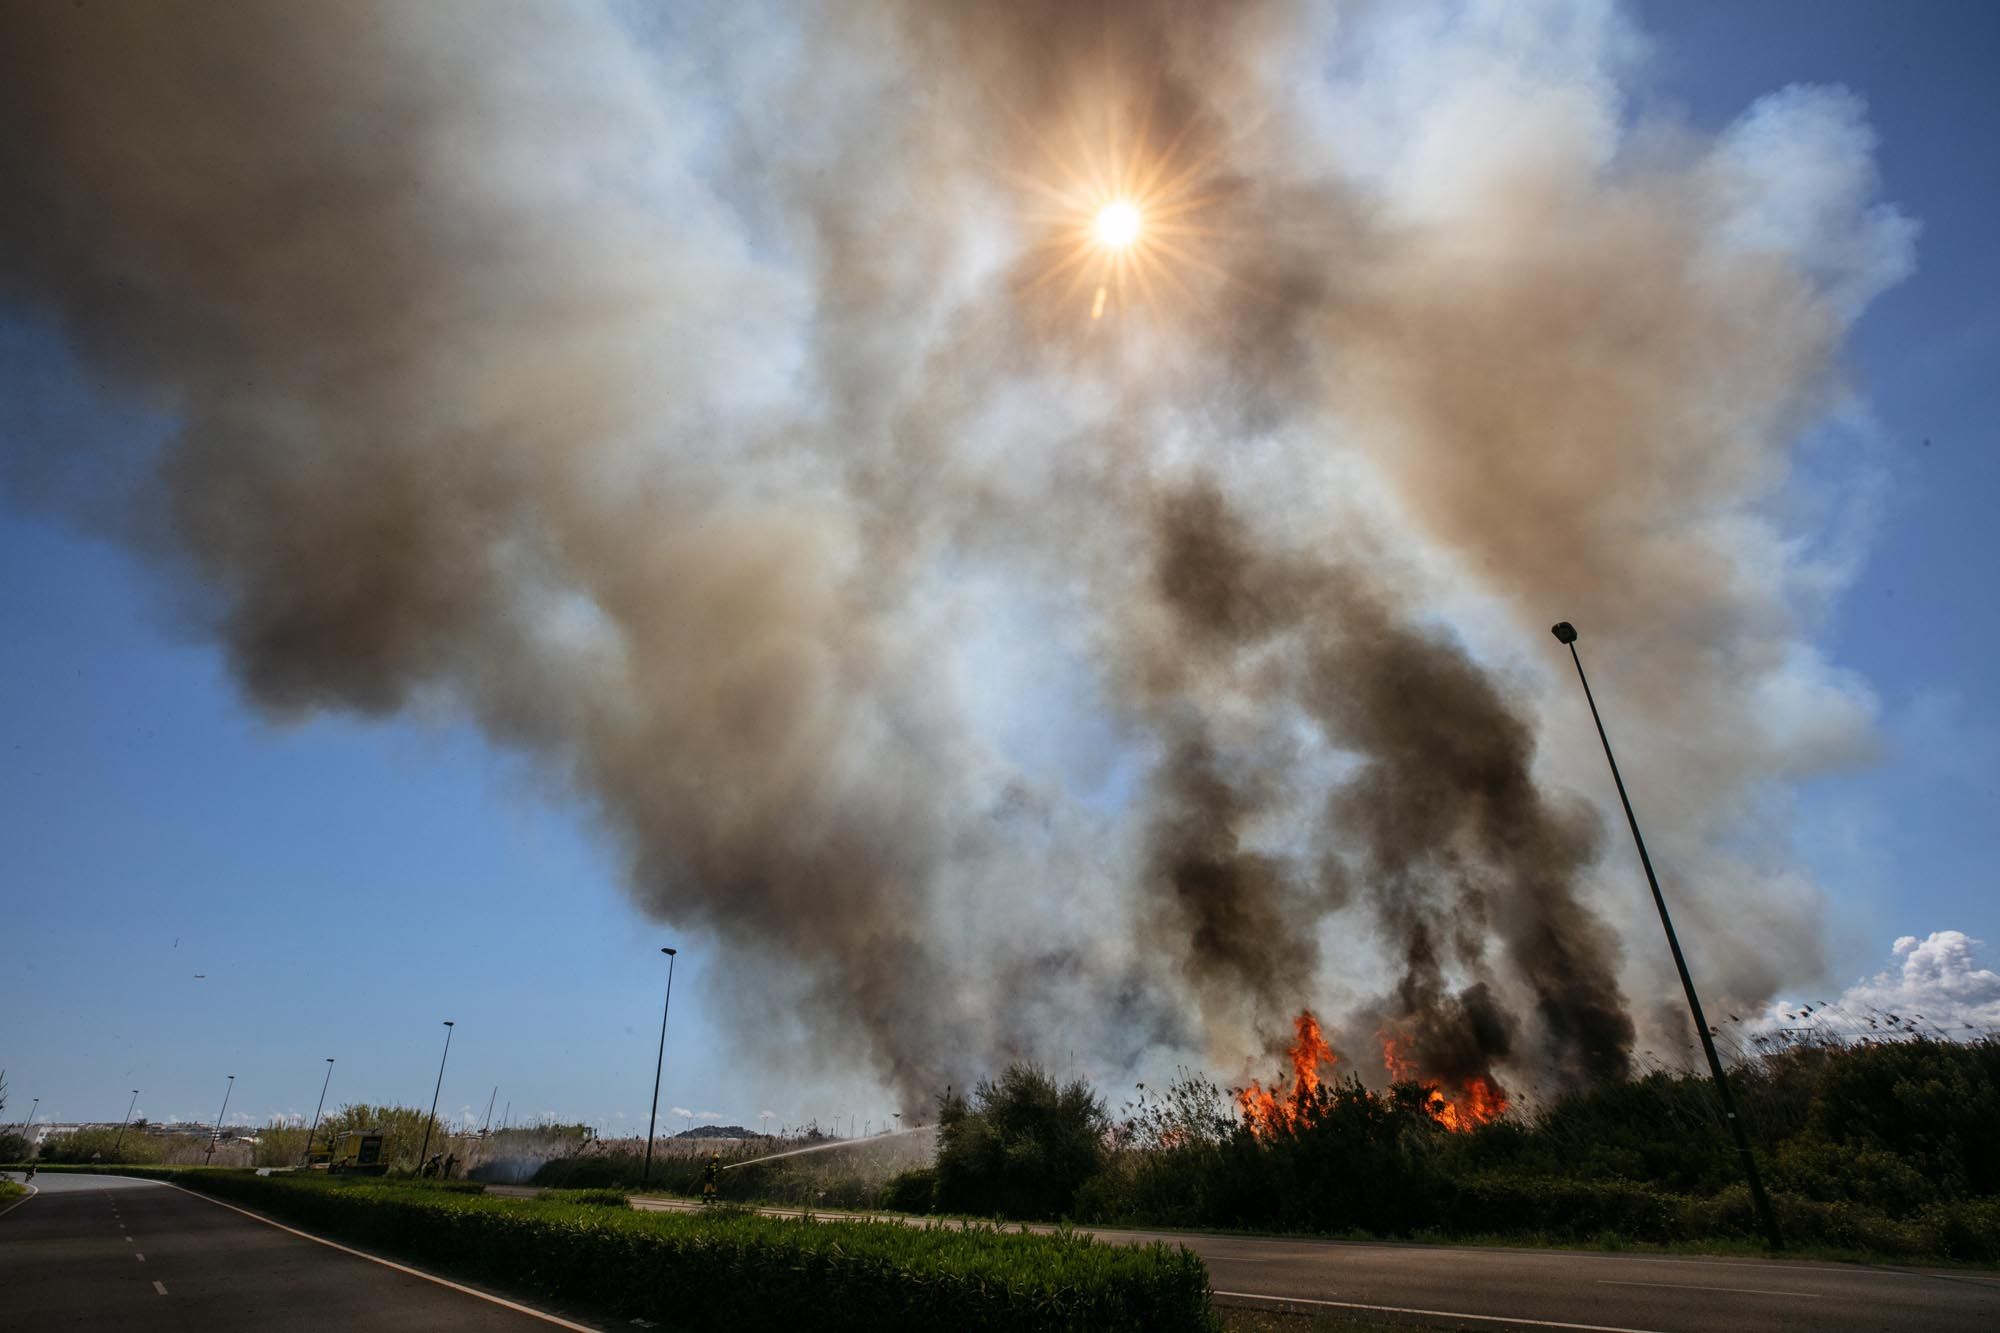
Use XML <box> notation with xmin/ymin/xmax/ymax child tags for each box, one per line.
<box><xmin>0</xmin><ymin>1</ymin><xmax>1912</xmax><ymax>1104</ymax></box>
<box><xmin>1140</xmin><ymin>481</ymin><xmax>1631</xmax><ymax>1090</ymax></box>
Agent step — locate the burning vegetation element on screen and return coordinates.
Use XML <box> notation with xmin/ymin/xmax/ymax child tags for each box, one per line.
<box><xmin>1380</xmin><ymin>1032</ymin><xmax>1510</xmax><ymax>1131</ymax></box>
<box><xmin>1237</xmin><ymin>1010</ymin><xmax>1510</xmax><ymax>1136</ymax></box>
<box><xmin>1235</xmin><ymin>1010</ymin><xmax>1338</xmax><ymax>1136</ymax></box>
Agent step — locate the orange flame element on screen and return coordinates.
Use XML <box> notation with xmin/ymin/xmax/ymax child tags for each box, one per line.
<box><xmin>1380</xmin><ymin>1034</ymin><xmax>1509</xmax><ymax>1132</ymax></box>
<box><xmin>1237</xmin><ymin>1010</ymin><xmax>1338</xmax><ymax>1136</ymax></box>
<box><xmin>1380</xmin><ymin>1033</ymin><xmax>1416</xmax><ymax>1083</ymax></box>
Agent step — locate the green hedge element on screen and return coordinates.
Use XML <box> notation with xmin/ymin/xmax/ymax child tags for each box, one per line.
<box><xmin>534</xmin><ymin>1186</ymin><xmax>632</xmax><ymax>1208</ymax></box>
<box><xmin>143</xmin><ymin>1170</ymin><xmax>1215</xmax><ymax>1331</ymax></box>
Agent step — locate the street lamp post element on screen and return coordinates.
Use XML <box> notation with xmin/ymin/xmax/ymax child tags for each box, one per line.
<box><xmin>113</xmin><ymin>1091</ymin><xmax>138</xmax><ymax>1158</ymax></box>
<box><xmin>204</xmin><ymin>1075</ymin><xmax>236</xmax><ymax>1164</ymax></box>
<box><xmin>1552</xmin><ymin>621</ymin><xmax>1782</xmax><ymax>1250</ymax></box>
<box><xmin>25</xmin><ymin>1097</ymin><xmax>39</xmax><ymax>1130</ymax></box>
<box><xmin>642</xmin><ymin>946</ymin><xmax>678</xmax><ymax>1186</ymax></box>
<box><xmin>417</xmin><ymin>1021</ymin><xmax>455</xmax><ymax>1174</ymax></box>
<box><xmin>303</xmin><ymin>1059</ymin><xmax>335</xmax><ymax>1165</ymax></box>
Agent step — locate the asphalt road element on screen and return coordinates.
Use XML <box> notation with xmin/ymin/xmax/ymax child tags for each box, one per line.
<box><xmin>635</xmin><ymin>1194</ymin><xmax>2000</xmax><ymax>1332</ymax></box>
<box><xmin>0</xmin><ymin>1172</ymin><xmax>581</xmax><ymax>1331</ymax></box>
<box><xmin>1101</xmin><ymin>1224</ymin><xmax>2000</xmax><ymax>1332</ymax></box>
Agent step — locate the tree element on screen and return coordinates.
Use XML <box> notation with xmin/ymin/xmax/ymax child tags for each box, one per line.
<box><xmin>934</xmin><ymin>1064</ymin><xmax>1108</xmax><ymax>1220</ymax></box>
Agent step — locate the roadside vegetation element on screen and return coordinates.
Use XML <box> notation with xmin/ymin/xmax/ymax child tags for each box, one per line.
<box><xmin>20</xmin><ymin>1104</ymin><xmax>545</xmax><ymax>1173</ymax></box>
<box><xmin>885</xmin><ymin>1037</ymin><xmax>2000</xmax><ymax>1264</ymax></box>
<box><xmin>364</xmin><ymin>1038</ymin><xmax>2000</xmax><ymax>1265</ymax></box>
<box><xmin>11</xmin><ymin>1037</ymin><xmax>1994</xmax><ymax>1268</ymax></box>
<box><xmin>70</xmin><ymin>1168</ymin><xmax>1216</xmax><ymax>1331</ymax></box>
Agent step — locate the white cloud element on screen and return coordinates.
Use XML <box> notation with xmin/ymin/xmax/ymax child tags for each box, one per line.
<box><xmin>1758</xmin><ymin>931</ymin><xmax>2000</xmax><ymax>1040</ymax></box>
<box><xmin>669</xmin><ymin>1106</ymin><xmax>693</xmax><ymax>1119</ymax></box>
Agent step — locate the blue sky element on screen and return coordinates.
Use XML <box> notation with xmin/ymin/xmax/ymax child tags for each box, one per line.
<box><xmin>1631</xmin><ymin>0</ymin><xmax>2000</xmax><ymax>961</ymax></box>
<box><xmin>4</xmin><ymin>2</ymin><xmax>1997</xmax><ymax>1129</ymax></box>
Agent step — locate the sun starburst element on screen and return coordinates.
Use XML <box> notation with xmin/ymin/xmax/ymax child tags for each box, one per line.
<box><xmin>1004</xmin><ymin>89</ymin><xmax>1234</xmax><ymax>325</ymax></box>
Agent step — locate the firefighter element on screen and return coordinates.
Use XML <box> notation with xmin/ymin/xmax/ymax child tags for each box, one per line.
<box><xmin>701</xmin><ymin>1153</ymin><xmax>720</xmax><ymax>1205</ymax></box>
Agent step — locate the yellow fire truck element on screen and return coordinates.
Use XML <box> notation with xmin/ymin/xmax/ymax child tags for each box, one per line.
<box><xmin>308</xmin><ymin>1131</ymin><xmax>389</xmax><ymax>1175</ymax></box>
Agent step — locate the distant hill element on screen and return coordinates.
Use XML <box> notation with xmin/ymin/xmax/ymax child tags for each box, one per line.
<box><xmin>673</xmin><ymin>1124</ymin><xmax>754</xmax><ymax>1139</ymax></box>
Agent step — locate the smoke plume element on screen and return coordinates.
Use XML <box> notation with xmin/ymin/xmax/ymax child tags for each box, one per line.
<box><xmin>0</xmin><ymin>1</ymin><xmax>1912</xmax><ymax>1104</ymax></box>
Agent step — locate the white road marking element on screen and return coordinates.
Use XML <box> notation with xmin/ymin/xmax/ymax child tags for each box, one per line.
<box><xmin>153</xmin><ymin>1181</ymin><xmax>597</xmax><ymax>1331</ymax></box>
<box><xmin>152</xmin><ymin>1280</ymin><xmax>168</xmax><ymax>1296</ymax></box>
<box><xmin>1214</xmin><ymin>1290</ymin><xmax>1669</xmax><ymax>1333</ymax></box>
<box><xmin>1546</xmin><ymin>1250</ymin><xmax>1967</xmax><ymax>1281</ymax></box>
<box><xmin>136</xmin><ymin>1253</ymin><xmax>146</xmax><ymax>1263</ymax></box>
<box><xmin>1597</xmin><ymin>1278</ymin><xmax>1823</xmax><ymax>1298</ymax></box>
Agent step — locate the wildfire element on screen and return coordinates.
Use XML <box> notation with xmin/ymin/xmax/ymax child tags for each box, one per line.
<box><xmin>1380</xmin><ymin>1034</ymin><xmax>1510</xmax><ymax>1132</ymax></box>
<box><xmin>1236</xmin><ymin>1010</ymin><xmax>1338</xmax><ymax>1136</ymax></box>
<box><xmin>1426</xmin><ymin>1076</ymin><xmax>1509</xmax><ymax>1132</ymax></box>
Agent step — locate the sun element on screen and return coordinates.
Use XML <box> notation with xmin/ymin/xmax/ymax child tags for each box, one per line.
<box><xmin>1005</xmin><ymin>95</ymin><xmax>1233</xmax><ymax>323</ymax></box>
<box><xmin>1093</xmin><ymin>200</ymin><xmax>1143</xmax><ymax>250</ymax></box>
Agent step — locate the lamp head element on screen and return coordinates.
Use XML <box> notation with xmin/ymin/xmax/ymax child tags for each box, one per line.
<box><xmin>443</xmin><ymin>1020</ymin><xmax>455</xmax><ymax>1027</ymax></box>
<box><xmin>1551</xmin><ymin>621</ymin><xmax>1578</xmax><ymax>645</ymax></box>
<box><xmin>662</xmin><ymin>946</ymin><xmax>678</xmax><ymax>956</ymax></box>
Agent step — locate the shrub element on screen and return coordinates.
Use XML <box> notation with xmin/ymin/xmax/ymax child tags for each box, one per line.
<box><xmin>1804</xmin><ymin>1039</ymin><xmax>2000</xmax><ymax>1198</ymax></box>
<box><xmin>1446</xmin><ymin>1175</ymin><xmax>1685</xmax><ymax>1243</ymax></box>
<box><xmin>880</xmin><ymin>1168</ymin><xmax>937</xmax><ymax>1214</ymax></box>
<box><xmin>935</xmin><ymin>1065</ymin><xmax>1109</xmax><ymax>1220</ymax></box>
<box><xmin>1917</xmin><ymin>1197</ymin><xmax>2000</xmax><ymax>1262</ymax></box>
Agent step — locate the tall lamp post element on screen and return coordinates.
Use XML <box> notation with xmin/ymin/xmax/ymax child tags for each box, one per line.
<box><xmin>302</xmin><ymin>1058</ymin><xmax>335</xmax><ymax>1165</ymax></box>
<box><xmin>204</xmin><ymin>1075</ymin><xmax>235</xmax><ymax>1164</ymax></box>
<box><xmin>113</xmin><ymin>1090</ymin><xmax>138</xmax><ymax>1158</ymax></box>
<box><xmin>25</xmin><ymin>1096</ymin><xmax>40</xmax><ymax>1131</ymax></box>
<box><xmin>1552</xmin><ymin>621</ymin><xmax>1782</xmax><ymax>1250</ymax></box>
<box><xmin>642</xmin><ymin>946</ymin><xmax>678</xmax><ymax>1185</ymax></box>
<box><xmin>417</xmin><ymin>1021</ymin><xmax>455</xmax><ymax>1173</ymax></box>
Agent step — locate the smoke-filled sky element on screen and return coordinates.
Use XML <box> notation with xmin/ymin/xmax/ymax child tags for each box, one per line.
<box><xmin>4</xmin><ymin>0</ymin><xmax>1996</xmax><ymax>1130</ymax></box>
